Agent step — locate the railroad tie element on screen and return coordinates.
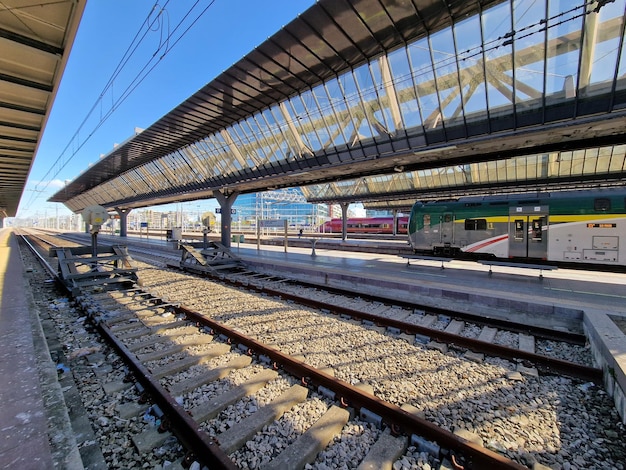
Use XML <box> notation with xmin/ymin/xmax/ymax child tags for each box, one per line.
<box><xmin>444</xmin><ymin>320</ymin><xmax>464</xmax><ymax>335</ymax></box>
<box><xmin>518</xmin><ymin>333</ymin><xmax>535</xmax><ymax>353</ymax></box>
<box><xmin>419</xmin><ymin>315</ymin><xmax>437</xmax><ymax>328</ymax></box>
<box><xmin>189</xmin><ymin>369</ymin><xmax>279</xmax><ymax>423</ymax></box>
<box><xmin>169</xmin><ymin>355</ymin><xmax>252</xmax><ymax>397</ymax></box>
<box><xmin>136</xmin><ymin>344</ymin><xmax>186</xmax><ymax>362</ymax></box>
<box><xmin>385</xmin><ymin>308</ymin><xmax>410</xmax><ymax>322</ymax></box>
<box><xmin>132</xmin><ymin>426</ymin><xmax>172</xmax><ymax>455</ymax></box>
<box><xmin>260</xmin><ymin>405</ymin><xmax>350</xmax><ymax>470</ymax></box>
<box><xmin>217</xmin><ymin>384</ymin><xmax>309</xmax><ymax>455</ymax></box>
<box><xmin>477</xmin><ymin>326</ymin><xmax>497</xmax><ymax>343</ymax></box>
<box><xmin>149</xmin><ymin>343</ymin><xmax>231</xmax><ymax>379</ymax></box>
<box><xmin>357</xmin><ymin>430</ymin><xmax>408</xmax><ymax>470</ymax></box>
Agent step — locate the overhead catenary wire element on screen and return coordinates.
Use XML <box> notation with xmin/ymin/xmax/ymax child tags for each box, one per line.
<box><xmin>25</xmin><ymin>0</ymin><xmax>218</xmax><ymax>211</ymax></box>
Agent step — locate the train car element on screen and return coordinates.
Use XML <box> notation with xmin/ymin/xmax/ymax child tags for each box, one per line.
<box><xmin>407</xmin><ymin>188</ymin><xmax>626</xmax><ymax>266</ymax></box>
<box><xmin>320</xmin><ymin>216</ymin><xmax>408</xmax><ymax>234</ymax></box>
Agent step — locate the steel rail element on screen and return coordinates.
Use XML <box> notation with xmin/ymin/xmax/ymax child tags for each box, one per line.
<box><xmin>259</xmin><ymin>286</ymin><xmax>603</xmax><ymax>384</ymax></box>
<box><xmin>185</xmin><ymin>268</ymin><xmax>602</xmax><ymax>384</ymax></box>
<box><xmin>289</xmin><ymin>278</ymin><xmax>587</xmax><ymax>345</ymax></box>
<box><xmin>168</xmin><ymin>260</ymin><xmax>586</xmax><ymax>345</ymax></box>
<box><xmin>178</xmin><ymin>305</ymin><xmax>528</xmax><ymax>470</ymax></box>
<box><xmin>17</xmin><ymin>234</ymin><xmax>237</xmax><ymax>469</ymax></box>
<box><xmin>93</xmin><ymin>319</ymin><xmax>237</xmax><ymax>470</ymax></box>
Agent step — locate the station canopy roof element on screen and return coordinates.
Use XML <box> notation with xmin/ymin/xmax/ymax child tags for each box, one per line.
<box><xmin>50</xmin><ymin>0</ymin><xmax>626</xmax><ymax>214</ymax></box>
<box><xmin>0</xmin><ymin>0</ymin><xmax>85</xmax><ymax>218</ymax></box>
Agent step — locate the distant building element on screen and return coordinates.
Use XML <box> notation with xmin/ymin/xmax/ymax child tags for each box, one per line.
<box><xmin>232</xmin><ymin>189</ymin><xmax>329</xmax><ymax>232</ymax></box>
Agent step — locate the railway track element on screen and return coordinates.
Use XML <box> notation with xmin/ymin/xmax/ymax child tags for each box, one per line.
<box><xmin>45</xmin><ymin>230</ymin><xmax>594</xmax><ymax>371</ymax></box>
<box><xmin>17</xmin><ymin>229</ymin><xmax>626</xmax><ymax>469</ymax></box>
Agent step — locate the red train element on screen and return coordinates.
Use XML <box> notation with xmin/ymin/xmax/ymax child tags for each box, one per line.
<box><xmin>319</xmin><ymin>217</ymin><xmax>408</xmax><ymax>234</ymax></box>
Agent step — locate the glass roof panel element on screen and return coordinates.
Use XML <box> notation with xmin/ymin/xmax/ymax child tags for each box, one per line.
<box><xmin>583</xmin><ymin>0</ymin><xmax>625</xmax><ymax>93</ymax></box>
<box><xmin>289</xmin><ymin>92</ymin><xmax>323</xmax><ymax>152</ymax></box>
<box><xmin>513</xmin><ymin>0</ymin><xmax>546</xmax><ymax>104</ymax></box>
<box><xmin>204</xmin><ymin>133</ymin><xmax>239</xmax><ymax>174</ymax></box>
<box><xmin>430</xmin><ymin>27</ymin><xmax>463</xmax><ymax>123</ymax></box>
<box><xmin>599</xmin><ymin>147</ymin><xmax>618</xmax><ymax>173</ymax></box>
<box><xmin>268</xmin><ymin>105</ymin><xmax>294</xmax><ymax>161</ymax></box>
<box><xmin>482</xmin><ymin>1</ymin><xmax>514</xmax><ymax>110</ymax></box>
<box><xmin>183</xmin><ymin>146</ymin><xmax>210</xmax><ymax>179</ymax></box>
<box><xmin>453</xmin><ymin>14</ymin><xmax>488</xmax><ymax>118</ymax></box>
<box><xmin>407</xmin><ymin>37</ymin><xmax>439</xmax><ymax>129</ymax></box>
<box><xmin>570</xmin><ymin>149</ymin><xmax>586</xmax><ymax>175</ymax></box>
<box><xmin>113</xmin><ymin>176</ymin><xmax>137</xmax><ymax>198</ymax></box>
<box><xmin>238</xmin><ymin>118</ymin><xmax>269</xmax><ymax>165</ymax></box>
<box><xmin>260</xmin><ymin>107</ymin><xmax>288</xmax><ymax>162</ymax></box>
<box><xmin>302</xmin><ymin>144</ymin><xmax>626</xmax><ymax>202</ymax></box>
<box><xmin>139</xmin><ymin>163</ymin><xmax>168</xmax><ymax>190</ymax></box>
<box><xmin>229</xmin><ymin>121</ymin><xmax>260</xmax><ymax>167</ymax></box>
<box><xmin>159</xmin><ymin>155</ymin><xmax>185</xmax><ymax>185</ymax></box>
<box><xmin>609</xmin><ymin>145</ymin><xmax>626</xmax><ymax>171</ymax></box>
<box><xmin>317</xmin><ymin>80</ymin><xmax>343</xmax><ymax>145</ymax></box>
<box><xmin>248</xmin><ymin>115</ymin><xmax>275</xmax><ymax>161</ymax></box>
<box><xmin>307</xmin><ymin>84</ymin><xmax>336</xmax><ymax>150</ymax></box>
<box><xmin>388</xmin><ymin>47</ymin><xmax>423</xmax><ymax>129</ymax></box>
<box><xmin>545</xmin><ymin>0</ymin><xmax>582</xmax><ymax>101</ymax></box>
<box><xmin>359</xmin><ymin>59</ymin><xmax>396</xmax><ymax>137</ymax></box>
<box><xmin>583</xmin><ymin>148</ymin><xmax>599</xmax><ymax>174</ymax></box>
<box><xmin>339</xmin><ymin>68</ymin><xmax>373</xmax><ymax>142</ymax></box>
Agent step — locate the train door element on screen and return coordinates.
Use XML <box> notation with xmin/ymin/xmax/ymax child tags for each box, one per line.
<box><xmin>508</xmin><ymin>206</ymin><xmax>549</xmax><ymax>259</ymax></box>
<box><xmin>440</xmin><ymin>212</ymin><xmax>455</xmax><ymax>249</ymax></box>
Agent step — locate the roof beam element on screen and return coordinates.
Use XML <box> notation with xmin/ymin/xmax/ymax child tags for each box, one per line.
<box><xmin>0</xmin><ymin>26</ymin><xmax>64</xmax><ymax>56</ymax></box>
<box><xmin>0</xmin><ymin>71</ymin><xmax>53</xmax><ymax>92</ymax></box>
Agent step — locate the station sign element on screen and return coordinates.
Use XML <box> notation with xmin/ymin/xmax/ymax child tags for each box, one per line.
<box><xmin>260</xmin><ymin>219</ymin><xmax>285</xmax><ymax>228</ymax></box>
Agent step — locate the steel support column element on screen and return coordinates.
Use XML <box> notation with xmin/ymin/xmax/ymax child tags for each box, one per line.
<box><xmin>214</xmin><ymin>190</ymin><xmax>239</xmax><ymax>247</ymax></box>
<box><xmin>340</xmin><ymin>202</ymin><xmax>349</xmax><ymax>241</ymax></box>
<box><xmin>115</xmin><ymin>207</ymin><xmax>131</xmax><ymax>237</ymax></box>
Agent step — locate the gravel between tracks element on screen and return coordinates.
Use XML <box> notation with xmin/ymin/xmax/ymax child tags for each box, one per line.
<box><xmin>137</xmin><ymin>262</ymin><xmax>626</xmax><ymax>470</ymax></box>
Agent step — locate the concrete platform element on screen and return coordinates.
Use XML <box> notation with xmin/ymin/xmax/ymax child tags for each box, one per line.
<box><xmin>0</xmin><ymin>228</ymin><xmax>83</xmax><ymax>468</ymax></box>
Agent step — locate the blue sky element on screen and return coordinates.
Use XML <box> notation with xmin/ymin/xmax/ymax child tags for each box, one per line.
<box><xmin>18</xmin><ymin>0</ymin><xmax>315</xmax><ymax>219</ymax></box>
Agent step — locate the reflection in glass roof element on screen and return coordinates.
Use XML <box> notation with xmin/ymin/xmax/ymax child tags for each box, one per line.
<box><xmin>61</xmin><ymin>0</ymin><xmax>626</xmax><ymax>212</ymax></box>
<box><xmin>302</xmin><ymin>145</ymin><xmax>626</xmax><ymax>203</ymax></box>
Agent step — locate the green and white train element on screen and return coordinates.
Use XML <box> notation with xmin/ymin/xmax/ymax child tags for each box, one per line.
<box><xmin>407</xmin><ymin>188</ymin><xmax>626</xmax><ymax>266</ymax></box>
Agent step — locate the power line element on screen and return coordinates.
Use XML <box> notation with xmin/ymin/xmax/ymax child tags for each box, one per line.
<box><xmin>26</xmin><ymin>0</ymin><xmax>218</xmax><ymax>211</ymax></box>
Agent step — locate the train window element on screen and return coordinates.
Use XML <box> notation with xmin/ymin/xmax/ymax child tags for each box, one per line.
<box><xmin>423</xmin><ymin>214</ymin><xmax>430</xmax><ymax>226</ymax></box>
<box><xmin>443</xmin><ymin>214</ymin><xmax>452</xmax><ymax>223</ymax></box>
<box><xmin>514</xmin><ymin>220</ymin><xmax>524</xmax><ymax>240</ymax></box>
<box><xmin>464</xmin><ymin>219</ymin><xmax>487</xmax><ymax>230</ymax></box>
<box><xmin>594</xmin><ymin>198</ymin><xmax>611</xmax><ymax>211</ymax></box>
<box><xmin>531</xmin><ymin>218</ymin><xmax>543</xmax><ymax>241</ymax></box>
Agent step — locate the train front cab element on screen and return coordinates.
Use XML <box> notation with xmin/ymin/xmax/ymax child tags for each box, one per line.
<box><xmin>508</xmin><ymin>205</ymin><xmax>549</xmax><ymax>260</ymax></box>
